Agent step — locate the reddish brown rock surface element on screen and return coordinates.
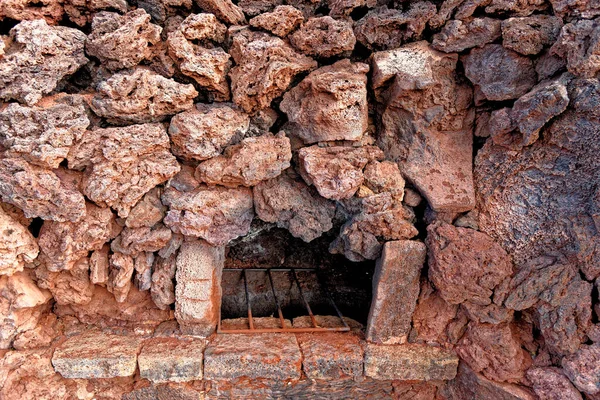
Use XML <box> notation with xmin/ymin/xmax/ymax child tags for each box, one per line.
<box><xmin>281</xmin><ymin>60</ymin><xmax>369</xmax><ymax>144</ymax></box>
<box><xmin>249</xmin><ymin>6</ymin><xmax>304</xmax><ymax>37</ymax></box>
<box><xmin>289</xmin><ymin>16</ymin><xmax>355</xmax><ymax>58</ymax></box>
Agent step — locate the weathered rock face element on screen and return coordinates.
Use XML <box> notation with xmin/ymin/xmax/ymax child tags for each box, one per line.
<box><xmin>456</xmin><ymin>322</ymin><xmax>532</xmax><ymax>383</ymax></box>
<box><xmin>168</xmin><ymin>103</ymin><xmax>250</xmax><ymax>161</ymax></box>
<box><xmin>281</xmin><ymin>60</ymin><xmax>369</xmax><ymax>144</ymax></box>
<box><xmin>253</xmin><ymin>172</ymin><xmax>335</xmax><ymax>242</ymax></box>
<box><xmin>298</xmin><ymin>145</ymin><xmax>383</xmax><ymax>200</ymax></box>
<box><xmin>427</xmin><ymin>222</ymin><xmax>513</xmax><ymax>305</ymax></box>
<box><xmin>229</xmin><ymin>30</ymin><xmax>317</xmax><ymax>113</ymax></box>
<box><xmin>0</xmin><ymin>0</ymin><xmax>598</xmax><ymax>397</ymax></box>
<box><xmin>374</xmin><ymin>41</ymin><xmax>475</xmax><ymax>213</ymax></box>
<box><xmin>90</xmin><ymin>68</ymin><xmax>197</xmax><ymax>124</ymax></box>
<box><xmin>249</xmin><ymin>5</ymin><xmax>304</xmax><ymax>37</ymax></box>
<box><xmin>0</xmin><ymin>96</ymin><xmax>89</xmax><ymax>169</ymax></box>
<box><xmin>86</xmin><ymin>9</ymin><xmax>162</xmax><ymax>71</ymax></box>
<box><xmin>463</xmin><ymin>44</ymin><xmax>537</xmax><ymax>102</ymax></box>
<box><xmin>0</xmin><ymin>208</ymin><xmax>38</xmax><ymax>276</ymax></box>
<box><xmin>0</xmin><ymin>20</ymin><xmax>87</xmax><ymax>105</ymax></box>
<box><xmin>162</xmin><ymin>170</ymin><xmax>254</xmax><ymax>245</ymax></box>
<box><xmin>289</xmin><ymin>17</ymin><xmax>355</xmax><ymax>58</ymax></box>
<box><xmin>0</xmin><ymin>158</ymin><xmax>86</xmax><ymax>222</ymax></box>
<box><xmin>354</xmin><ymin>4</ymin><xmax>436</xmax><ymax>51</ymax></box>
<box><xmin>166</xmin><ymin>13</ymin><xmax>231</xmax><ymax>101</ymax></box>
<box><xmin>38</xmin><ymin>202</ymin><xmax>116</xmax><ymax>271</ymax></box>
<box><xmin>432</xmin><ymin>18</ymin><xmax>502</xmax><ymax>53</ymax></box>
<box><xmin>80</xmin><ymin>123</ymin><xmax>180</xmax><ymax>218</ymax></box>
<box><xmin>196</xmin><ymin>132</ymin><xmax>292</xmax><ymax>187</ymax></box>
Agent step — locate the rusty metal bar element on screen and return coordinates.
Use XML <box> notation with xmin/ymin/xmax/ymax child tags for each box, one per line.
<box><xmin>314</xmin><ymin>269</ymin><xmax>350</xmax><ymax>330</ymax></box>
<box><xmin>267</xmin><ymin>269</ymin><xmax>287</xmax><ymax>329</ymax></box>
<box><xmin>218</xmin><ymin>268</ymin><xmax>351</xmax><ymax>334</ymax></box>
<box><xmin>292</xmin><ymin>269</ymin><xmax>319</xmax><ymax>328</ymax></box>
<box><xmin>242</xmin><ymin>269</ymin><xmax>254</xmax><ymax>331</ymax></box>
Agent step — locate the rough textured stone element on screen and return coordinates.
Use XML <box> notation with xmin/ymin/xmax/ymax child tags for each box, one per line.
<box><xmin>195</xmin><ymin>0</ymin><xmax>245</xmax><ymax>24</ymax></box>
<box><xmin>0</xmin><ymin>208</ymin><xmax>38</xmax><ymax>276</ymax></box>
<box><xmin>297</xmin><ymin>333</ymin><xmax>363</xmax><ymax>379</ymax></box>
<box><xmin>456</xmin><ymin>322</ymin><xmax>531</xmax><ymax>383</ymax></box>
<box><xmin>409</xmin><ymin>281</ymin><xmax>458</xmax><ymax>345</ymax></box>
<box><xmin>150</xmin><ymin>254</ymin><xmax>177</xmax><ymax>310</ymax></box>
<box><xmin>107</xmin><ymin>252</ymin><xmax>135</xmax><ymax>303</ymax></box>
<box><xmin>204</xmin><ymin>334</ymin><xmax>302</xmax><ymax>380</ymax></box>
<box><xmin>167</xmin><ymin>13</ymin><xmax>231</xmax><ymax>101</ymax></box>
<box><xmin>64</xmin><ymin>0</ymin><xmax>128</xmax><ymax>26</ymax></box>
<box><xmin>463</xmin><ymin>44</ymin><xmax>537</xmax><ymax>101</ymax></box>
<box><xmin>354</xmin><ymin>4</ymin><xmax>436</xmax><ymax>51</ymax></box>
<box><xmin>0</xmin><ymin>20</ymin><xmax>87</xmax><ymax>106</ymax></box>
<box><xmin>52</xmin><ymin>330</ymin><xmax>142</xmax><ymax>378</ymax></box>
<box><xmin>475</xmin><ymin>78</ymin><xmax>600</xmax><ymax>278</ymax></box>
<box><xmin>35</xmin><ymin>257</ymin><xmax>94</xmax><ymax>305</ymax></box>
<box><xmin>162</xmin><ymin>172</ymin><xmax>254</xmax><ymax>245</ymax></box>
<box><xmin>374</xmin><ymin>41</ymin><xmax>475</xmax><ymax>213</ymax></box>
<box><xmin>0</xmin><ymin>158</ymin><xmax>86</xmax><ymax>222</ymax></box>
<box><xmin>175</xmin><ymin>240</ymin><xmax>224</xmax><ymax>336</ymax></box>
<box><xmin>432</xmin><ymin>18</ymin><xmax>501</xmax><ymax>53</ymax></box>
<box><xmin>0</xmin><ymin>96</ymin><xmax>89</xmax><ymax>169</ymax></box>
<box><xmin>0</xmin><ymin>0</ymin><xmax>64</xmax><ymax>24</ymax></box>
<box><xmin>249</xmin><ymin>5</ymin><xmax>303</xmax><ymax>37</ymax></box>
<box><xmin>364</xmin><ymin>343</ymin><xmax>459</xmax><ymax>381</ymax></box>
<box><xmin>253</xmin><ymin>172</ymin><xmax>335</xmax><ymax>242</ymax></box>
<box><xmin>367</xmin><ymin>240</ymin><xmax>425</xmax><ymax>344</ymax></box>
<box><xmin>511</xmin><ymin>76</ymin><xmax>570</xmax><ymax>146</ymax></box>
<box><xmin>111</xmin><ymin>225</ymin><xmax>172</xmax><ymax>256</ymax></box>
<box><xmin>125</xmin><ymin>187</ymin><xmax>165</xmax><ymax>229</ymax></box>
<box><xmin>551</xmin><ymin>19</ymin><xmax>600</xmax><ymax>79</ymax></box>
<box><xmin>328</xmin><ymin>0</ymin><xmax>376</xmax><ymax>18</ymax></box>
<box><xmin>298</xmin><ymin>145</ymin><xmax>383</xmax><ymax>200</ymax></box>
<box><xmin>38</xmin><ymin>202</ymin><xmax>115</xmax><ymax>272</ymax></box>
<box><xmin>90</xmin><ymin>68</ymin><xmax>197</xmax><ymax>124</ymax></box>
<box><xmin>527</xmin><ymin>367</ymin><xmax>583</xmax><ymax>400</ymax></box>
<box><xmin>330</xmin><ymin>193</ymin><xmax>418</xmax><ymax>261</ymax></box>
<box><xmin>138</xmin><ymin>337</ymin><xmax>207</xmax><ymax>383</ymax></box>
<box><xmin>502</xmin><ymin>16</ymin><xmax>563</xmax><ymax>56</ymax></box>
<box><xmin>550</xmin><ymin>0</ymin><xmax>600</xmax><ymax>18</ymax></box>
<box><xmin>196</xmin><ymin>132</ymin><xmax>291</xmax><ymax>187</ymax></box>
<box><xmin>427</xmin><ymin>222</ymin><xmax>513</xmax><ymax>305</ymax></box>
<box><xmin>80</xmin><ymin>123</ymin><xmax>180</xmax><ymax>218</ymax></box>
<box><xmin>86</xmin><ymin>9</ymin><xmax>162</xmax><ymax>71</ymax></box>
<box><xmin>229</xmin><ymin>30</ymin><xmax>317</xmax><ymax>113</ymax></box>
<box><xmin>0</xmin><ymin>272</ymin><xmax>52</xmax><ymax>349</ymax></box>
<box><xmin>443</xmin><ymin>362</ymin><xmax>536</xmax><ymax>400</ymax></box>
<box><xmin>289</xmin><ymin>17</ymin><xmax>355</xmax><ymax>58</ymax></box>
<box><xmin>281</xmin><ymin>60</ymin><xmax>369</xmax><ymax>144</ymax></box>
<box><xmin>562</xmin><ymin>344</ymin><xmax>600</xmax><ymax>395</ymax></box>
<box><xmin>89</xmin><ymin>245</ymin><xmax>109</xmax><ymax>286</ymax></box>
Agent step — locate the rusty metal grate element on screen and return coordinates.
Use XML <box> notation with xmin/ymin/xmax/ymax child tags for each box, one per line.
<box><xmin>218</xmin><ymin>268</ymin><xmax>351</xmax><ymax>333</ymax></box>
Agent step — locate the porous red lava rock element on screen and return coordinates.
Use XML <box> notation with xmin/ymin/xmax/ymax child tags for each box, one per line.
<box><xmin>0</xmin><ymin>20</ymin><xmax>87</xmax><ymax>105</ymax></box>
<box><xmin>0</xmin><ymin>95</ymin><xmax>89</xmax><ymax>168</ymax></box>
<box><xmin>281</xmin><ymin>60</ymin><xmax>369</xmax><ymax>144</ymax></box>
<box><xmin>463</xmin><ymin>44</ymin><xmax>537</xmax><ymax>101</ymax></box>
<box><xmin>0</xmin><ymin>0</ymin><xmax>598</xmax><ymax>397</ymax></box>
<box><xmin>289</xmin><ymin>16</ymin><xmax>356</xmax><ymax>58</ymax></box>
<box><xmin>254</xmin><ymin>171</ymin><xmax>335</xmax><ymax>242</ymax></box>
<box><xmin>196</xmin><ymin>132</ymin><xmax>292</xmax><ymax>187</ymax></box>
<box><xmin>86</xmin><ymin>9</ymin><xmax>162</xmax><ymax>71</ymax></box>
<box><xmin>249</xmin><ymin>5</ymin><xmax>304</xmax><ymax>37</ymax></box>
<box><xmin>354</xmin><ymin>4</ymin><xmax>436</xmax><ymax>51</ymax></box>
<box><xmin>166</xmin><ymin>13</ymin><xmax>231</xmax><ymax>101</ymax></box>
<box><xmin>229</xmin><ymin>29</ymin><xmax>317</xmax><ymax>113</ymax></box>
<box><xmin>168</xmin><ymin>103</ymin><xmax>249</xmax><ymax>161</ymax></box>
<box><xmin>90</xmin><ymin>68</ymin><xmax>197</xmax><ymax>124</ymax></box>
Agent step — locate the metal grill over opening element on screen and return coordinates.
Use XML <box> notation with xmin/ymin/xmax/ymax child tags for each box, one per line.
<box><xmin>218</xmin><ymin>268</ymin><xmax>351</xmax><ymax>333</ymax></box>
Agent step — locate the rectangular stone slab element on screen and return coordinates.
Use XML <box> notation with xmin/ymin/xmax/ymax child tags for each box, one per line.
<box><xmin>364</xmin><ymin>343</ymin><xmax>459</xmax><ymax>381</ymax></box>
<box><xmin>297</xmin><ymin>332</ymin><xmax>364</xmax><ymax>379</ymax></box>
<box><xmin>52</xmin><ymin>330</ymin><xmax>142</xmax><ymax>379</ymax></box>
<box><xmin>366</xmin><ymin>240</ymin><xmax>426</xmax><ymax>344</ymax></box>
<box><xmin>204</xmin><ymin>333</ymin><xmax>302</xmax><ymax>380</ymax></box>
<box><xmin>138</xmin><ymin>337</ymin><xmax>207</xmax><ymax>383</ymax></box>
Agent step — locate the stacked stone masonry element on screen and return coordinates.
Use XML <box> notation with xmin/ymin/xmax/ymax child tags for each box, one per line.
<box><xmin>0</xmin><ymin>0</ymin><xmax>598</xmax><ymax>397</ymax></box>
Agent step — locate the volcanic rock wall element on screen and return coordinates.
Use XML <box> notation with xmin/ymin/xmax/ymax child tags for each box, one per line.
<box><xmin>0</xmin><ymin>0</ymin><xmax>599</xmax><ymax>398</ymax></box>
